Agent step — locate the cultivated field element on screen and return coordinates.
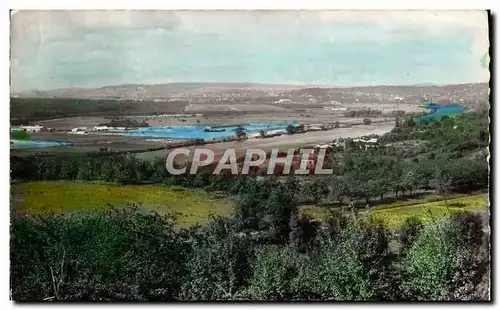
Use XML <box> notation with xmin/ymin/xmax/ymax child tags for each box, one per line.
<box><xmin>184</xmin><ymin>103</ymin><xmax>289</xmax><ymax>113</ymax></box>
<box><xmin>10</xmin><ymin>181</ymin><xmax>233</xmax><ymax>227</ymax></box>
<box><xmin>370</xmin><ymin>193</ymin><xmax>489</xmax><ymax>228</ymax></box>
<box><xmin>11</xmin><ymin>181</ymin><xmax>488</xmax><ymax>230</ymax></box>
<box><xmin>303</xmin><ymin>193</ymin><xmax>489</xmax><ymax>228</ymax></box>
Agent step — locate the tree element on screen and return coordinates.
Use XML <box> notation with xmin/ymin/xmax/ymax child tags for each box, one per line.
<box><xmin>302</xmin><ymin>181</ymin><xmax>326</xmax><ymax>204</ymax></box>
<box><xmin>286</xmin><ymin>125</ymin><xmax>296</xmax><ymax>135</ymax></box>
<box><xmin>259</xmin><ymin>130</ymin><xmax>266</xmax><ymax>138</ymax></box>
<box><xmin>401</xmin><ymin>223</ymin><xmax>454</xmax><ymax>300</ymax></box>
<box><xmin>398</xmin><ymin>216</ymin><xmax>423</xmax><ymax>257</ymax></box>
<box><xmin>479</xmin><ymin>130</ymin><xmax>488</xmax><ymax>143</ymax></box>
<box><xmin>405</xmin><ymin>118</ymin><xmax>416</xmax><ymax>128</ymax></box>
<box><xmin>309</xmin><ymin>217</ymin><xmax>397</xmax><ymax>300</ymax></box>
<box><xmin>394</xmin><ymin>117</ymin><xmax>402</xmax><ymax>128</ymax></box>
<box><xmin>401</xmin><ymin>215</ymin><xmax>489</xmax><ymax>300</ymax></box>
<box><xmin>432</xmin><ymin>167</ymin><xmax>453</xmax><ymax>207</ymax></box>
<box><xmin>10</xmin><ymin>130</ymin><xmax>30</xmax><ymax>140</ymax></box>
<box><xmin>328</xmin><ymin>177</ymin><xmax>348</xmax><ymax>205</ymax></box>
<box><xmin>234</xmin><ymin>128</ymin><xmax>247</xmax><ymax>141</ymax></box>
<box><xmin>243</xmin><ymin>246</ymin><xmax>310</xmax><ymax>300</ymax></box>
<box><xmin>363</xmin><ymin>118</ymin><xmax>372</xmax><ymax>125</ymax></box>
<box><xmin>180</xmin><ymin>216</ymin><xmax>253</xmax><ymax>301</ymax></box>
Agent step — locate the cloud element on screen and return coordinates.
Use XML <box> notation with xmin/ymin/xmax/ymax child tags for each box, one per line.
<box><xmin>11</xmin><ymin>10</ymin><xmax>181</xmax><ymax>32</ymax></box>
<box><xmin>9</xmin><ymin>10</ymin><xmax>490</xmax><ymax>91</ymax></box>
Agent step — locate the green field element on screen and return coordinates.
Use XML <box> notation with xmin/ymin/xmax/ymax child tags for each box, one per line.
<box><xmin>10</xmin><ymin>181</ymin><xmax>233</xmax><ymax>227</ymax></box>
<box><xmin>370</xmin><ymin>194</ymin><xmax>489</xmax><ymax>227</ymax></box>
<box><xmin>10</xmin><ymin>181</ymin><xmax>489</xmax><ymax>229</ymax></box>
<box><xmin>303</xmin><ymin>193</ymin><xmax>489</xmax><ymax>228</ymax></box>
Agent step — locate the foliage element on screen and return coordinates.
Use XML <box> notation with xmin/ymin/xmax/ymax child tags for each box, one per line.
<box><xmin>100</xmin><ymin>117</ymin><xmax>149</xmax><ymax>128</ymax></box>
<box><xmin>10</xmin><ymin>130</ymin><xmax>31</xmax><ymax>140</ymax></box>
<box><xmin>286</xmin><ymin>124</ymin><xmax>296</xmax><ymax>134</ymax></box>
<box><xmin>11</xmin><ymin>204</ymin><xmax>489</xmax><ymax>301</ymax></box>
<box><xmin>180</xmin><ymin>216</ymin><xmax>254</xmax><ymax>300</ymax></box>
<box><xmin>9</xmin><ymin>109</ymin><xmax>490</xmax><ymax>301</ymax></box>
<box><xmin>11</xmin><ymin>207</ymin><xmax>189</xmax><ymax>301</ymax></box>
<box><xmin>304</xmin><ymin>194</ymin><xmax>488</xmax><ymax>228</ymax></box>
<box><xmin>11</xmin><ymin>97</ymin><xmax>136</xmax><ymax>121</ymax></box>
<box><xmin>401</xmin><ymin>212</ymin><xmax>489</xmax><ymax>300</ymax></box>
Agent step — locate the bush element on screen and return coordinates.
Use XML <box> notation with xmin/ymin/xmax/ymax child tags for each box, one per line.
<box><xmin>401</xmin><ymin>213</ymin><xmax>489</xmax><ymax>301</ymax></box>
<box><xmin>10</xmin><ymin>130</ymin><xmax>30</xmax><ymax>140</ymax></box>
<box><xmin>10</xmin><ymin>206</ymin><xmax>489</xmax><ymax>300</ymax></box>
<box><xmin>11</xmin><ymin>207</ymin><xmax>188</xmax><ymax>301</ymax></box>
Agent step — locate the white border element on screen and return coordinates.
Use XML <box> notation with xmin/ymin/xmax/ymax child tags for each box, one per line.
<box><xmin>3</xmin><ymin>1</ymin><xmax>498</xmax><ymax>10</ymax></box>
<box><xmin>2</xmin><ymin>1</ymin><xmax>497</xmax><ymax>309</ymax></box>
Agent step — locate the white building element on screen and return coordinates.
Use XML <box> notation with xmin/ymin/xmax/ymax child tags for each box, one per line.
<box><xmin>19</xmin><ymin>125</ymin><xmax>45</xmax><ymax>132</ymax></box>
<box><xmin>324</xmin><ymin>107</ymin><xmax>348</xmax><ymax>111</ymax></box>
<box><xmin>247</xmin><ymin>132</ymin><xmax>261</xmax><ymax>139</ymax></box>
<box><xmin>266</xmin><ymin>129</ymin><xmax>287</xmax><ymax>135</ymax></box>
<box><xmin>315</xmin><ymin>144</ymin><xmax>332</xmax><ymax>149</ymax></box>
<box><xmin>352</xmin><ymin>138</ymin><xmax>378</xmax><ymax>150</ymax></box>
<box><xmin>70</xmin><ymin>127</ymin><xmax>88</xmax><ymax>135</ymax></box>
<box><xmin>93</xmin><ymin>126</ymin><xmax>109</xmax><ymax>132</ymax></box>
<box><xmin>275</xmin><ymin>99</ymin><xmax>292</xmax><ymax>104</ymax></box>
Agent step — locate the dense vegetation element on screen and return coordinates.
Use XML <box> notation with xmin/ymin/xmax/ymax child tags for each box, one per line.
<box><xmin>344</xmin><ymin>109</ymin><xmax>383</xmax><ymax>117</ymax></box>
<box><xmin>11</xmin><ymin>206</ymin><xmax>489</xmax><ymax>301</ymax></box>
<box><xmin>10</xmin><ymin>98</ymin><xmax>135</xmax><ymax>122</ymax></box>
<box><xmin>10</xmin><ymin>97</ymin><xmax>188</xmax><ymax>123</ymax></box>
<box><xmin>10</xmin><ymin>130</ymin><xmax>30</xmax><ymax>140</ymax></box>
<box><xmin>10</xmin><ymin>110</ymin><xmax>490</xmax><ymax>301</ymax></box>
<box><xmin>99</xmin><ymin>117</ymin><xmax>150</xmax><ymax>128</ymax></box>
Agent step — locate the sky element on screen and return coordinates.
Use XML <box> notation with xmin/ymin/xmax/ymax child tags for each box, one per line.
<box><xmin>10</xmin><ymin>10</ymin><xmax>490</xmax><ymax>92</ymax></box>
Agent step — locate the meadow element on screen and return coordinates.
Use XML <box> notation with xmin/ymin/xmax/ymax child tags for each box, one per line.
<box><xmin>369</xmin><ymin>193</ymin><xmax>488</xmax><ymax>227</ymax></box>
<box><xmin>10</xmin><ymin>181</ymin><xmax>233</xmax><ymax>227</ymax></box>
<box><xmin>303</xmin><ymin>193</ymin><xmax>489</xmax><ymax>228</ymax></box>
<box><xmin>12</xmin><ymin>181</ymin><xmax>488</xmax><ymax>230</ymax></box>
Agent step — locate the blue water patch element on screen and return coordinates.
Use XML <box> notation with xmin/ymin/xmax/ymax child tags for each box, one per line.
<box><xmin>419</xmin><ymin>103</ymin><xmax>466</xmax><ymax>123</ymax></box>
<box><xmin>116</xmin><ymin>122</ymin><xmax>298</xmax><ymax>140</ymax></box>
<box><xmin>11</xmin><ymin>139</ymin><xmax>73</xmax><ymax>149</ymax></box>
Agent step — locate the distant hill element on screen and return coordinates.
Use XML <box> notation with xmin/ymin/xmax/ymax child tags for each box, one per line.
<box><xmin>11</xmin><ymin>82</ymin><xmax>489</xmax><ymax>101</ymax></box>
<box><xmin>12</xmin><ymin>83</ymin><xmax>305</xmax><ymax>100</ymax></box>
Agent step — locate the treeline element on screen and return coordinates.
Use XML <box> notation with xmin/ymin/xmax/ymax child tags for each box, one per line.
<box><xmin>10</xmin><ymin>148</ymin><xmax>488</xmax><ymax>205</ymax></box>
<box><xmin>11</xmin><ymin>205</ymin><xmax>489</xmax><ymax>301</ymax></box>
<box><xmin>99</xmin><ymin>117</ymin><xmax>150</xmax><ymax>128</ymax></box>
<box><xmin>344</xmin><ymin>109</ymin><xmax>383</xmax><ymax>117</ymax></box>
<box><xmin>10</xmin><ymin>98</ymin><xmax>136</xmax><ymax>121</ymax></box>
<box><xmin>10</xmin><ymin>111</ymin><xmax>490</xmax><ymax>205</ymax></box>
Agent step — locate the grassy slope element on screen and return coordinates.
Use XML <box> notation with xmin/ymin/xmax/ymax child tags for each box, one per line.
<box><xmin>370</xmin><ymin>193</ymin><xmax>488</xmax><ymax>228</ymax></box>
<box><xmin>10</xmin><ymin>181</ymin><xmax>233</xmax><ymax>227</ymax></box>
<box><xmin>10</xmin><ymin>182</ymin><xmax>489</xmax><ymax>229</ymax></box>
<box><xmin>303</xmin><ymin>193</ymin><xmax>489</xmax><ymax>228</ymax></box>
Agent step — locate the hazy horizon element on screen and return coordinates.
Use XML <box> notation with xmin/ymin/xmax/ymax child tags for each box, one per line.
<box><xmin>11</xmin><ymin>10</ymin><xmax>490</xmax><ymax>92</ymax></box>
<box><xmin>11</xmin><ymin>81</ymin><xmax>490</xmax><ymax>94</ymax></box>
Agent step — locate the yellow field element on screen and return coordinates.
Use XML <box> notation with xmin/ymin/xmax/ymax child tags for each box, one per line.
<box><xmin>303</xmin><ymin>193</ymin><xmax>489</xmax><ymax>228</ymax></box>
<box><xmin>369</xmin><ymin>194</ymin><xmax>489</xmax><ymax>228</ymax></box>
<box><xmin>10</xmin><ymin>181</ymin><xmax>233</xmax><ymax>227</ymax></box>
<box><xmin>11</xmin><ymin>181</ymin><xmax>489</xmax><ymax>229</ymax></box>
